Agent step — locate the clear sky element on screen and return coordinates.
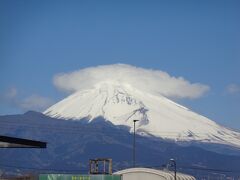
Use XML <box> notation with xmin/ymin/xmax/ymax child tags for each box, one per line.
<box><xmin>0</xmin><ymin>0</ymin><xmax>239</xmax><ymax>129</ymax></box>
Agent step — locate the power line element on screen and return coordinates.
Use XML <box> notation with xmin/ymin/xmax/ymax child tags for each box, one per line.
<box><xmin>130</xmin><ymin>164</ymin><xmax>240</xmax><ymax>174</ymax></box>
<box><xmin>0</xmin><ymin>162</ymin><xmax>239</xmax><ymax>174</ymax></box>
<box><xmin>179</xmin><ymin>166</ymin><xmax>240</xmax><ymax>173</ymax></box>
<box><xmin>0</xmin><ymin>163</ymin><xmax>87</xmax><ymax>173</ymax></box>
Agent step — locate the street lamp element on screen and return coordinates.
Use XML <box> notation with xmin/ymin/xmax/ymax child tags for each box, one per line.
<box><xmin>133</xmin><ymin>119</ymin><xmax>139</xmax><ymax>167</ymax></box>
<box><xmin>169</xmin><ymin>158</ymin><xmax>177</xmax><ymax>180</ymax></box>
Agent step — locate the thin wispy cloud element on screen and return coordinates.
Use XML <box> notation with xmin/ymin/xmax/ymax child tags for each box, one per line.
<box><xmin>19</xmin><ymin>95</ymin><xmax>54</xmax><ymax>111</ymax></box>
<box><xmin>53</xmin><ymin>64</ymin><xmax>210</xmax><ymax>99</ymax></box>
<box><xmin>4</xmin><ymin>87</ymin><xmax>18</xmax><ymax>99</ymax></box>
<box><xmin>0</xmin><ymin>88</ymin><xmax>54</xmax><ymax>112</ymax></box>
<box><xmin>227</xmin><ymin>84</ymin><xmax>240</xmax><ymax>94</ymax></box>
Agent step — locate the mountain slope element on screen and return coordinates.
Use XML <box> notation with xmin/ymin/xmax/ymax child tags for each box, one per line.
<box><xmin>44</xmin><ymin>82</ymin><xmax>240</xmax><ymax>147</ymax></box>
<box><xmin>0</xmin><ymin>111</ymin><xmax>240</xmax><ymax>178</ymax></box>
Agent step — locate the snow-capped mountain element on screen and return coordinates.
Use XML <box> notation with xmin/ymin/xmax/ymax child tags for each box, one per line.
<box><xmin>44</xmin><ymin>82</ymin><xmax>240</xmax><ymax>147</ymax></box>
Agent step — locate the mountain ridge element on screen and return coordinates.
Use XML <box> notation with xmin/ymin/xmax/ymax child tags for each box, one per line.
<box><xmin>44</xmin><ymin>82</ymin><xmax>240</xmax><ymax>147</ymax></box>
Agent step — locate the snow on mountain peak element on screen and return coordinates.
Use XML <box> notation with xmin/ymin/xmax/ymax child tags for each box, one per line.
<box><xmin>44</xmin><ymin>81</ymin><xmax>240</xmax><ymax>148</ymax></box>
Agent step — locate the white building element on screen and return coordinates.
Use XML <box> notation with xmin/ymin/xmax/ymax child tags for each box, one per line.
<box><xmin>114</xmin><ymin>168</ymin><xmax>196</xmax><ymax>180</ymax></box>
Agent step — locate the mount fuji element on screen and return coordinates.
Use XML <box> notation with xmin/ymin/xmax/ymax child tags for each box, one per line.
<box><xmin>1</xmin><ymin>81</ymin><xmax>240</xmax><ymax>177</ymax></box>
<box><xmin>44</xmin><ymin>81</ymin><xmax>240</xmax><ymax>148</ymax></box>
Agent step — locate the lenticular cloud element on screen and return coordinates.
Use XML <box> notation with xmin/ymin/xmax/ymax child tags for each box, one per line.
<box><xmin>53</xmin><ymin>64</ymin><xmax>209</xmax><ymax>99</ymax></box>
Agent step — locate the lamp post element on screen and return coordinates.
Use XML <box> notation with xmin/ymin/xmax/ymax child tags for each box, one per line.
<box><xmin>133</xmin><ymin>119</ymin><xmax>139</xmax><ymax>167</ymax></box>
<box><xmin>169</xmin><ymin>158</ymin><xmax>177</xmax><ymax>180</ymax></box>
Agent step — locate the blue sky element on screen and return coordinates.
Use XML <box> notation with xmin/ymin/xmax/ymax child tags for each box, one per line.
<box><xmin>0</xmin><ymin>0</ymin><xmax>239</xmax><ymax>129</ymax></box>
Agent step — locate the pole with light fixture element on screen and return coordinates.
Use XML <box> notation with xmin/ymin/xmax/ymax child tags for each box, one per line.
<box><xmin>169</xmin><ymin>158</ymin><xmax>177</xmax><ymax>180</ymax></box>
<box><xmin>133</xmin><ymin>119</ymin><xmax>139</xmax><ymax>167</ymax></box>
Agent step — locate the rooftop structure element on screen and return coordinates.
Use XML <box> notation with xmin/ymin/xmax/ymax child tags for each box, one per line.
<box><xmin>114</xmin><ymin>167</ymin><xmax>196</xmax><ymax>180</ymax></box>
<box><xmin>0</xmin><ymin>135</ymin><xmax>46</xmax><ymax>148</ymax></box>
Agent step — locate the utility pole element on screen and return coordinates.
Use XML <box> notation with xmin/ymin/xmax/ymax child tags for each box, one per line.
<box><xmin>169</xmin><ymin>158</ymin><xmax>177</xmax><ymax>180</ymax></box>
<box><xmin>133</xmin><ymin>119</ymin><xmax>139</xmax><ymax>167</ymax></box>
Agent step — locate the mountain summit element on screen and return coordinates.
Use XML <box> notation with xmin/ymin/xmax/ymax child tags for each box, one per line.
<box><xmin>44</xmin><ymin>82</ymin><xmax>240</xmax><ymax>147</ymax></box>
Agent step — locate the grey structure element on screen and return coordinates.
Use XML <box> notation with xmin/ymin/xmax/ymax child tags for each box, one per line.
<box><xmin>114</xmin><ymin>168</ymin><xmax>196</xmax><ymax>180</ymax></box>
<box><xmin>0</xmin><ymin>135</ymin><xmax>46</xmax><ymax>148</ymax></box>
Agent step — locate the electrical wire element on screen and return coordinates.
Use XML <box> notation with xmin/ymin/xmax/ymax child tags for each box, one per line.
<box><xmin>0</xmin><ymin>162</ymin><xmax>239</xmax><ymax>174</ymax></box>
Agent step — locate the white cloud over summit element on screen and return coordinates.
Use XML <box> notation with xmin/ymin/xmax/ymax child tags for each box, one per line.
<box><xmin>53</xmin><ymin>64</ymin><xmax>210</xmax><ymax>99</ymax></box>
